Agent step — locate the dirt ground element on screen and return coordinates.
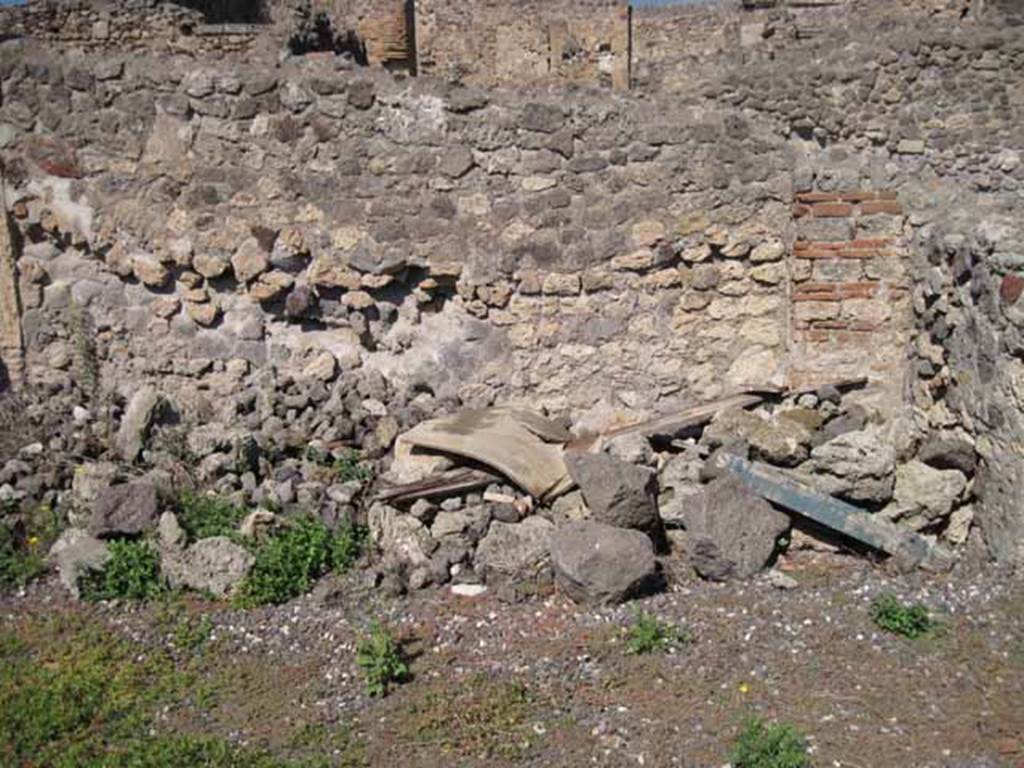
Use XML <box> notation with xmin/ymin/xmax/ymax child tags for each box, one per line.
<box><xmin>2</xmin><ymin>550</ymin><xmax>1023</xmax><ymax>768</ymax></box>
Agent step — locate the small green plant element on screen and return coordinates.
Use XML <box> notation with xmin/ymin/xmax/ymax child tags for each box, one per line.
<box><xmin>235</xmin><ymin>517</ymin><xmax>331</xmax><ymax>607</ymax></box>
<box><xmin>0</xmin><ymin>522</ymin><xmax>46</xmax><ymax>591</ymax></box>
<box><xmin>331</xmin><ymin>521</ymin><xmax>368</xmax><ymax>573</ymax></box>
<box><xmin>626</xmin><ymin>609</ymin><xmax>691</xmax><ymax>655</ymax></box>
<box><xmin>177</xmin><ymin>492</ymin><xmax>247</xmax><ymax>543</ymax></box>
<box><xmin>79</xmin><ymin>539</ymin><xmax>165</xmax><ymax>602</ymax></box>
<box><xmin>156</xmin><ymin>599</ymin><xmax>215</xmax><ymax>653</ymax></box>
<box><xmin>302</xmin><ymin>445</ymin><xmax>373</xmax><ymax>484</ymax></box>
<box><xmin>235</xmin><ymin>517</ymin><xmax>366</xmax><ymax>607</ymax></box>
<box><xmin>0</xmin><ymin>505</ymin><xmax>63</xmax><ymax>591</ymax></box>
<box><xmin>730</xmin><ymin>717</ymin><xmax>811</xmax><ymax>768</ymax></box>
<box><xmin>356</xmin><ymin>621</ymin><xmax>409</xmax><ymax>697</ymax></box>
<box><xmin>331</xmin><ymin>449</ymin><xmax>373</xmax><ymax>484</ymax></box>
<box><xmin>869</xmin><ymin>593</ymin><xmax>937</xmax><ymax>639</ymax></box>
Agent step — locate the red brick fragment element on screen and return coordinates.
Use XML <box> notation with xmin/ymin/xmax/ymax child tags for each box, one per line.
<box><xmin>859</xmin><ymin>200</ymin><xmax>904</xmax><ymax>216</ymax></box>
<box><xmin>812</xmin><ymin>202</ymin><xmax>855</xmax><ymax>218</ymax></box>
<box><xmin>1001</xmin><ymin>274</ymin><xmax>1024</xmax><ymax>306</ymax></box>
<box><xmin>794</xmin><ymin>192</ymin><xmax>842</xmax><ymax>203</ymax></box>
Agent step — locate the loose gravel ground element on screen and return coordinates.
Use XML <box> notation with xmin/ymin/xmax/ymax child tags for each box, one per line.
<box><xmin>3</xmin><ymin>549</ymin><xmax>1022</xmax><ymax>767</ymax></box>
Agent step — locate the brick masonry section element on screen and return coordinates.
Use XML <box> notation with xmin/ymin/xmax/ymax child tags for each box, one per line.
<box><xmin>787</xmin><ymin>190</ymin><xmax>911</xmax><ymax>392</ymax></box>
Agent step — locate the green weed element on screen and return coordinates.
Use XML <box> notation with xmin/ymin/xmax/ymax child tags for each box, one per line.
<box><xmin>235</xmin><ymin>517</ymin><xmax>366</xmax><ymax>608</ymax></box>
<box><xmin>177</xmin><ymin>492</ymin><xmax>247</xmax><ymax>543</ymax></box>
<box><xmin>626</xmin><ymin>609</ymin><xmax>691</xmax><ymax>655</ymax></box>
<box><xmin>730</xmin><ymin>717</ymin><xmax>811</xmax><ymax>768</ymax></box>
<box><xmin>155</xmin><ymin>599</ymin><xmax>214</xmax><ymax>653</ymax></box>
<box><xmin>331</xmin><ymin>521</ymin><xmax>368</xmax><ymax>572</ymax></box>
<box><xmin>869</xmin><ymin>593</ymin><xmax>938</xmax><ymax>639</ymax></box>
<box><xmin>0</xmin><ymin>522</ymin><xmax>46</xmax><ymax>591</ymax></box>
<box><xmin>79</xmin><ymin>539</ymin><xmax>165</xmax><ymax>602</ymax></box>
<box><xmin>302</xmin><ymin>445</ymin><xmax>373</xmax><ymax>484</ymax></box>
<box><xmin>356</xmin><ymin>621</ymin><xmax>409</xmax><ymax>697</ymax></box>
<box><xmin>331</xmin><ymin>449</ymin><xmax>373</xmax><ymax>484</ymax></box>
<box><xmin>0</xmin><ymin>504</ymin><xmax>63</xmax><ymax>591</ymax></box>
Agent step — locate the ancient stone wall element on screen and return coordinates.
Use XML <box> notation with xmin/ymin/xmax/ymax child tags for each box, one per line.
<box><xmin>0</xmin><ymin>0</ymin><xmax>263</xmax><ymax>55</ymax></box>
<box><xmin>412</xmin><ymin>0</ymin><xmax>630</xmax><ymax>88</ymax></box>
<box><xmin>0</xmin><ymin>0</ymin><xmax>1023</xmax><ymax>564</ymax></box>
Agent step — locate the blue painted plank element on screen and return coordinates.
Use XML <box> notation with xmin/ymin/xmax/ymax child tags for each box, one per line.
<box><xmin>716</xmin><ymin>454</ymin><xmax>954</xmax><ymax>572</ymax></box>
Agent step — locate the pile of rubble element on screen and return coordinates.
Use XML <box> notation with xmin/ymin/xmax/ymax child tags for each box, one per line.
<box><xmin>1</xmin><ymin>363</ymin><xmax>977</xmax><ymax>604</ymax></box>
<box><xmin>367</xmin><ymin>379</ymin><xmax>973</xmax><ymax>602</ymax></box>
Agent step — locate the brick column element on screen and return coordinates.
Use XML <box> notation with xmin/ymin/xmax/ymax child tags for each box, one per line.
<box><xmin>787</xmin><ymin>190</ymin><xmax>910</xmax><ymax>407</ymax></box>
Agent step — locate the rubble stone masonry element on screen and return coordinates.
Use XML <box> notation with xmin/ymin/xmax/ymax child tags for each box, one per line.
<box><xmin>0</xmin><ymin>0</ymin><xmax>1023</xmax><ymax>563</ymax></box>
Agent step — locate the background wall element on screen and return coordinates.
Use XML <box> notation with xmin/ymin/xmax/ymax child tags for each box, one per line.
<box><xmin>1</xmin><ymin>0</ymin><xmax>1023</xmax><ymax>563</ymax></box>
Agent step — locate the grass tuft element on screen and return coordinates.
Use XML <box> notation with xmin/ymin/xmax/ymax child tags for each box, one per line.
<box><xmin>731</xmin><ymin>717</ymin><xmax>811</xmax><ymax>768</ymax></box>
<box><xmin>356</xmin><ymin>621</ymin><xmax>409</xmax><ymax>697</ymax></box>
<box><xmin>626</xmin><ymin>609</ymin><xmax>691</xmax><ymax>655</ymax></box>
<box><xmin>176</xmin><ymin>492</ymin><xmax>247</xmax><ymax>543</ymax></box>
<box><xmin>79</xmin><ymin>539</ymin><xmax>164</xmax><ymax>603</ymax></box>
<box><xmin>869</xmin><ymin>593</ymin><xmax>938</xmax><ymax>639</ymax></box>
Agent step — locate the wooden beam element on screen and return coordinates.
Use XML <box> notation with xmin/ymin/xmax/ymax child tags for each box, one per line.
<box><xmin>715</xmin><ymin>454</ymin><xmax>954</xmax><ymax>572</ymax></box>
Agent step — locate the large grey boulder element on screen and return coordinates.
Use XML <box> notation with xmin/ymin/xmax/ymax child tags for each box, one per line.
<box><xmin>117</xmin><ymin>386</ymin><xmax>164</xmax><ymax>462</ymax></box>
<box><xmin>89</xmin><ymin>482</ymin><xmax>159</xmax><ymax>538</ymax></box>
<box><xmin>685</xmin><ymin>475</ymin><xmax>791</xmax><ymax>581</ymax></box>
<box><xmin>474</xmin><ymin>516</ymin><xmax>554</xmax><ymax>577</ymax></box>
<box><xmin>565</xmin><ymin>452</ymin><xmax>666</xmax><ymax>548</ymax></box>
<box><xmin>161</xmin><ymin>536</ymin><xmax>254</xmax><ymax>598</ymax></box>
<box><xmin>50</xmin><ymin>529</ymin><xmax>110</xmax><ymax>598</ymax></box>
<box><xmin>806</xmin><ymin>426</ymin><xmax>896</xmax><ymax>504</ymax></box>
<box><xmin>549</xmin><ymin>521</ymin><xmax>659</xmax><ymax>604</ymax></box>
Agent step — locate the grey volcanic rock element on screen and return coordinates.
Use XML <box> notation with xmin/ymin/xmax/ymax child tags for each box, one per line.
<box><xmin>685</xmin><ymin>475</ymin><xmax>790</xmax><ymax>581</ymax></box>
<box><xmin>50</xmin><ymin>529</ymin><xmax>110</xmax><ymax>598</ymax></box>
<box><xmin>90</xmin><ymin>482</ymin><xmax>159</xmax><ymax>538</ymax></box>
<box><xmin>550</xmin><ymin>521</ymin><xmax>659</xmax><ymax>604</ymax></box>
<box><xmin>474</xmin><ymin>516</ymin><xmax>554</xmax><ymax>577</ymax></box>
<box><xmin>117</xmin><ymin>387</ymin><xmax>164</xmax><ymax>463</ymax></box>
<box><xmin>565</xmin><ymin>452</ymin><xmax>666</xmax><ymax>548</ymax></box>
<box><xmin>162</xmin><ymin>536</ymin><xmax>254</xmax><ymax>598</ymax></box>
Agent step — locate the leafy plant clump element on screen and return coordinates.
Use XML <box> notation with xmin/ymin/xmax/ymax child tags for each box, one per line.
<box><xmin>177</xmin><ymin>492</ymin><xmax>247</xmax><ymax>543</ymax></box>
<box><xmin>626</xmin><ymin>610</ymin><xmax>691</xmax><ymax>655</ymax></box>
<box><xmin>731</xmin><ymin>717</ymin><xmax>811</xmax><ymax>768</ymax></box>
<box><xmin>330</xmin><ymin>521</ymin><xmax>368</xmax><ymax>573</ymax></box>
<box><xmin>79</xmin><ymin>539</ymin><xmax>165</xmax><ymax>602</ymax></box>
<box><xmin>302</xmin><ymin>445</ymin><xmax>374</xmax><ymax>484</ymax></box>
<box><xmin>235</xmin><ymin>517</ymin><xmax>364</xmax><ymax>608</ymax></box>
<box><xmin>331</xmin><ymin>449</ymin><xmax>374</xmax><ymax>484</ymax></box>
<box><xmin>356</xmin><ymin>621</ymin><xmax>409</xmax><ymax>697</ymax></box>
<box><xmin>0</xmin><ymin>522</ymin><xmax>46</xmax><ymax>591</ymax></box>
<box><xmin>869</xmin><ymin>593</ymin><xmax>937</xmax><ymax>639</ymax></box>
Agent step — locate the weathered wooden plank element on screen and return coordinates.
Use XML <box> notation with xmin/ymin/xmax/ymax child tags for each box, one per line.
<box><xmin>600</xmin><ymin>393</ymin><xmax>766</xmax><ymax>441</ymax></box>
<box><xmin>376</xmin><ymin>468</ymin><xmax>500</xmax><ymax>504</ymax></box>
<box><xmin>716</xmin><ymin>454</ymin><xmax>954</xmax><ymax>572</ymax></box>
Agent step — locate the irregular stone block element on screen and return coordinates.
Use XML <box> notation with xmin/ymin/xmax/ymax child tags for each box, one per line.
<box><xmin>550</xmin><ymin>521</ymin><xmax>659</xmax><ymax>604</ymax></box>
<box><xmin>90</xmin><ymin>482</ymin><xmax>159</xmax><ymax>538</ymax></box>
<box><xmin>685</xmin><ymin>475</ymin><xmax>790</xmax><ymax>581</ymax></box>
